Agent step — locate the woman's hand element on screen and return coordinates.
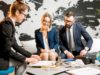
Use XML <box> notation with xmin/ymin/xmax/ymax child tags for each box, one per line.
<box><xmin>31</xmin><ymin>55</ymin><xmax>41</xmax><ymax>61</ymax></box>
<box><xmin>41</xmin><ymin>49</ymin><xmax>49</xmax><ymax>53</ymax></box>
<box><xmin>25</xmin><ymin>57</ymin><xmax>38</xmax><ymax>64</ymax></box>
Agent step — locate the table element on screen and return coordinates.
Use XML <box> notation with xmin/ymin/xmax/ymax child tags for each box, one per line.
<box><xmin>22</xmin><ymin>59</ymin><xmax>100</xmax><ymax>75</ymax></box>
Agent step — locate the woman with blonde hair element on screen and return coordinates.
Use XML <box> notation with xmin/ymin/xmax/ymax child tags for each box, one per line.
<box><xmin>35</xmin><ymin>12</ymin><xmax>59</xmax><ymax>60</ymax></box>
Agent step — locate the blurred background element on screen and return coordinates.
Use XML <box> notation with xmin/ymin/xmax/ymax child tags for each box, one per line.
<box><xmin>0</xmin><ymin>0</ymin><xmax>100</xmax><ymax>39</ymax></box>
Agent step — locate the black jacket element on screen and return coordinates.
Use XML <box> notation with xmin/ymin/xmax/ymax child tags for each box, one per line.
<box><xmin>0</xmin><ymin>17</ymin><xmax>32</xmax><ymax>70</ymax></box>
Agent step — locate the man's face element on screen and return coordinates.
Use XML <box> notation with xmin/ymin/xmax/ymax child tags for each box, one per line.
<box><xmin>64</xmin><ymin>16</ymin><xmax>75</xmax><ymax>28</ymax></box>
<box><xmin>16</xmin><ymin>9</ymin><xmax>28</xmax><ymax>23</ymax></box>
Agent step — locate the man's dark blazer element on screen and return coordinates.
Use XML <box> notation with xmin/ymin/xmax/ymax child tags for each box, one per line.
<box><xmin>59</xmin><ymin>22</ymin><xmax>93</xmax><ymax>53</ymax></box>
<box><xmin>35</xmin><ymin>27</ymin><xmax>59</xmax><ymax>54</ymax></box>
<box><xmin>0</xmin><ymin>17</ymin><xmax>32</xmax><ymax>70</ymax></box>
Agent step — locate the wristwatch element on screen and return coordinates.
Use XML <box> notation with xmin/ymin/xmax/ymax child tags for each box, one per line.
<box><xmin>85</xmin><ymin>47</ymin><xmax>89</xmax><ymax>51</ymax></box>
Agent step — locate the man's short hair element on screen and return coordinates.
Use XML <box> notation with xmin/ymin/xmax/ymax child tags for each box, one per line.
<box><xmin>64</xmin><ymin>11</ymin><xmax>75</xmax><ymax>17</ymax></box>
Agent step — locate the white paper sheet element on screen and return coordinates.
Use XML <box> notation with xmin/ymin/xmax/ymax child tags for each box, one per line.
<box><xmin>29</xmin><ymin>61</ymin><xmax>56</xmax><ymax>67</ymax></box>
<box><xmin>67</xmin><ymin>67</ymin><xmax>100</xmax><ymax>75</ymax></box>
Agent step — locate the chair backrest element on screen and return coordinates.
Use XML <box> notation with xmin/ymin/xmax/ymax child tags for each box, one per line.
<box><xmin>0</xmin><ymin>66</ymin><xmax>14</xmax><ymax>75</ymax></box>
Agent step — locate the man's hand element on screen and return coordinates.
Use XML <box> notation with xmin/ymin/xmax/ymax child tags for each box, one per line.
<box><xmin>64</xmin><ymin>50</ymin><xmax>74</xmax><ymax>59</ymax></box>
<box><xmin>80</xmin><ymin>49</ymin><xmax>88</xmax><ymax>57</ymax></box>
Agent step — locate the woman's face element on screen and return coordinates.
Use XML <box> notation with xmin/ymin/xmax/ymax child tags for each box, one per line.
<box><xmin>16</xmin><ymin>9</ymin><xmax>28</xmax><ymax>23</ymax></box>
<box><xmin>42</xmin><ymin>17</ymin><xmax>51</xmax><ymax>30</ymax></box>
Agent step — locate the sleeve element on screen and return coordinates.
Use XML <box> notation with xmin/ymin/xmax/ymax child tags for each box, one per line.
<box><xmin>12</xmin><ymin>37</ymin><xmax>32</xmax><ymax>57</ymax></box>
<box><xmin>35</xmin><ymin>30</ymin><xmax>42</xmax><ymax>52</ymax></box>
<box><xmin>1</xmin><ymin>23</ymin><xmax>27</xmax><ymax>62</ymax></box>
<box><xmin>9</xmin><ymin>50</ymin><xmax>26</xmax><ymax>62</ymax></box>
<box><xmin>78</xmin><ymin>23</ymin><xmax>93</xmax><ymax>49</ymax></box>
<box><xmin>53</xmin><ymin>28</ymin><xmax>59</xmax><ymax>50</ymax></box>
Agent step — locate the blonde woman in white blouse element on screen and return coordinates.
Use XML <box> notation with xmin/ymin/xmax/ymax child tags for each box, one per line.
<box><xmin>35</xmin><ymin>12</ymin><xmax>59</xmax><ymax>60</ymax></box>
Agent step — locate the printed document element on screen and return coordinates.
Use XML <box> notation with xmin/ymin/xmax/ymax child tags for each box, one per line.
<box><xmin>67</xmin><ymin>67</ymin><xmax>100</xmax><ymax>75</ymax></box>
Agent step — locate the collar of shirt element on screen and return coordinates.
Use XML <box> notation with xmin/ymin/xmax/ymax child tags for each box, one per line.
<box><xmin>10</xmin><ymin>17</ymin><xmax>16</xmax><ymax>27</ymax></box>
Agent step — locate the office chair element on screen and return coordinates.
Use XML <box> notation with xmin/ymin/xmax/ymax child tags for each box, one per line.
<box><xmin>0</xmin><ymin>66</ymin><xmax>14</xmax><ymax>75</ymax></box>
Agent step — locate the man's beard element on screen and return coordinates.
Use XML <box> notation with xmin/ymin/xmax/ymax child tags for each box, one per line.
<box><xmin>65</xmin><ymin>24</ymin><xmax>72</xmax><ymax>28</ymax></box>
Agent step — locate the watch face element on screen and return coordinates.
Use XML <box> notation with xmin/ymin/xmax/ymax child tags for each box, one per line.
<box><xmin>85</xmin><ymin>47</ymin><xmax>89</xmax><ymax>51</ymax></box>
